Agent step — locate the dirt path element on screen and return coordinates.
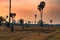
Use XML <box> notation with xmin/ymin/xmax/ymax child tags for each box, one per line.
<box><xmin>0</xmin><ymin>31</ymin><xmax>55</xmax><ymax>40</ymax></box>
<box><xmin>0</xmin><ymin>26</ymin><xmax>58</xmax><ymax>40</ymax></box>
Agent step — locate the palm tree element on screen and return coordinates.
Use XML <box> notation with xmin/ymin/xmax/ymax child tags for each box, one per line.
<box><xmin>12</xmin><ymin>13</ymin><xmax>16</xmax><ymax>21</ymax></box>
<box><xmin>37</xmin><ymin>1</ymin><xmax>45</xmax><ymax>26</ymax></box>
<box><xmin>35</xmin><ymin>14</ymin><xmax>37</xmax><ymax>24</ymax></box>
<box><xmin>10</xmin><ymin>13</ymin><xmax>16</xmax><ymax>22</ymax></box>
<box><xmin>38</xmin><ymin>1</ymin><xmax>45</xmax><ymax>11</ymax></box>
<box><xmin>10</xmin><ymin>13</ymin><xmax>16</xmax><ymax>32</ymax></box>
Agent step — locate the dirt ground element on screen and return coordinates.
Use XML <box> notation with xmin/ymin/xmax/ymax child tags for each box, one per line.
<box><xmin>0</xmin><ymin>26</ymin><xmax>60</xmax><ymax>40</ymax></box>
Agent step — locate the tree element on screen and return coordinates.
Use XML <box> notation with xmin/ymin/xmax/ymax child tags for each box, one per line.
<box><xmin>10</xmin><ymin>13</ymin><xmax>16</xmax><ymax>21</ymax></box>
<box><xmin>13</xmin><ymin>13</ymin><xmax>16</xmax><ymax>21</ymax></box>
<box><xmin>10</xmin><ymin>13</ymin><xmax>16</xmax><ymax>32</ymax></box>
<box><xmin>37</xmin><ymin>1</ymin><xmax>45</xmax><ymax>26</ymax></box>
<box><xmin>0</xmin><ymin>16</ymin><xmax>2</xmax><ymax>26</ymax></box>
<box><xmin>50</xmin><ymin>20</ymin><xmax>53</xmax><ymax>26</ymax></box>
<box><xmin>38</xmin><ymin>1</ymin><xmax>45</xmax><ymax>11</ymax></box>
<box><xmin>0</xmin><ymin>16</ymin><xmax>6</xmax><ymax>26</ymax></box>
<box><xmin>19</xmin><ymin>19</ymin><xmax>24</xmax><ymax>25</ymax></box>
<box><xmin>28</xmin><ymin>21</ymin><xmax>31</xmax><ymax>24</ymax></box>
<box><xmin>19</xmin><ymin>19</ymin><xmax>24</xmax><ymax>30</ymax></box>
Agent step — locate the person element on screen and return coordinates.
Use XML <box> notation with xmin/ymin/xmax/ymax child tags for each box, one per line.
<box><xmin>11</xmin><ymin>20</ymin><xmax>16</xmax><ymax>32</ymax></box>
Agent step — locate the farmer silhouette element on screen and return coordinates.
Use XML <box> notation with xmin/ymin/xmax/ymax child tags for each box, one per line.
<box><xmin>11</xmin><ymin>20</ymin><xmax>16</xmax><ymax>32</ymax></box>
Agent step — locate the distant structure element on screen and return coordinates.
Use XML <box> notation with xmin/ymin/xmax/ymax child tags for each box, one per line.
<box><xmin>37</xmin><ymin>1</ymin><xmax>45</xmax><ymax>26</ymax></box>
<box><xmin>35</xmin><ymin>14</ymin><xmax>37</xmax><ymax>24</ymax></box>
<box><xmin>50</xmin><ymin>20</ymin><xmax>53</xmax><ymax>26</ymax></box>
<box><xmin>9</xmin><ymin>0</ymin><xmax>11</xmax><ymax>26</ymax></box>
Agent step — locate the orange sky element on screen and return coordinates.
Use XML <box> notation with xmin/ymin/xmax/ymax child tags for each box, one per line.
<box><xmin>0</xmin><ymin>0</ymin><xmax>60</xmax><ymax>24</ymax></box>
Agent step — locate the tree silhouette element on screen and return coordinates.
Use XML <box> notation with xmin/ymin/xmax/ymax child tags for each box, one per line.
<box><xmin>38</xmin><ymin>1</ymin><xmax>45</xmax><ymax>11</ymax></box>
<box><xmin>50</xmin><ymin>20</ymin><xmax>53</xmax><ymax>26</ymax></box>
<box><xmin>0</xmin><ymin>16</ymin><xmax>6</xmax><ymax>26</ymax></box>
<box><xmin>19</xmin><ymin>19</ymin><xmax>24</xmax><ymax>30</ymax></box>
<box><xmin>28</xmin><ymin>21</ymin><xmax>31</xmax><ymax>24</ymax></box>
<box><xmin>10</xmin><ymin>13</ymin><xmax>16</xmax><ymax>32</ymax></box>
<box><xmin>19</xmin><ymin>19</ymin><xmax>24</xmax><ymax>25</ymax></box>
<box><xmin>37</xmin><ymin>1</ymin><xmax>45</xmax><ymax>26</ymax></box>
<box><xmin>12</xmin><ymin>13</ymin><xmax>16</xmax><ymax>21</ymax></box>
<box><xmin>10</xmin><ymin>13</ymin><xmax>16</xmax><ymax>21</ymax></box>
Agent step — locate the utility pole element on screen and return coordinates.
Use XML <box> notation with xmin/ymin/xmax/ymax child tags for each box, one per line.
<box><xmin>9</xmin><ymin>0</ymin><xmax>11</xmax><ymax>27</ymax></box>
<box><xmin>35</xmin><ymin>14</ymin><xmax>37</xmax><ymax>24</ymax></box>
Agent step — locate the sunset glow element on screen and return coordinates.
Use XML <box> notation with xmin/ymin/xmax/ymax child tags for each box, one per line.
<box><xmin>0</xmin><ymin>0</ymin><xmax>60</xmax><ymax>24</ymax></box>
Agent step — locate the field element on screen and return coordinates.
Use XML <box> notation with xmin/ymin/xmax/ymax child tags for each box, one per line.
<box><xmin>0</xmin><ymin>26</ymin><xmax>60</xmax><ymax>40</ymax></box>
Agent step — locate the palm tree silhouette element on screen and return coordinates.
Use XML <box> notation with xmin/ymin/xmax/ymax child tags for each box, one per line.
<box><xmin>10</xmin><ymin>13</ymin><xmax>16</xmax><ymax>22</ymax></box>
<box><xmin>37</xmin><ymin>1</ymin><xmax>45</xmax><ymax>26</ymax></box>
<box><xmin>12</xmin><ymin>13</ymin><xmax>16</xmax><ymax>21</ymax></box>
<box><xmin>35</xmin><ymin>14</ymin><xmax>37</xmax><ymax>24</ymax></box>
<box><xmin>10</xmin><ymin>13</ymin><xmax>16</xmax><ymax>32</ymax></box>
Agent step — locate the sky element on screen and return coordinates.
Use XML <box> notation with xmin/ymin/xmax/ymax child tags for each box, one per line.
<box><xmin>0</xmin><ymin>0</ymin><xmax>60</xmax><ymax>24</ymax></box>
